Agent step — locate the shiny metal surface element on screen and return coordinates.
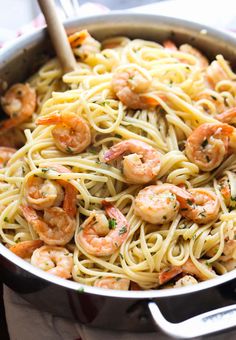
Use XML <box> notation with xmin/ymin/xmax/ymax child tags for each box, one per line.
<box><xmin>0</xmin><ymin>12</ymin><xmax>236</xmax><ymax>335</ymax></box>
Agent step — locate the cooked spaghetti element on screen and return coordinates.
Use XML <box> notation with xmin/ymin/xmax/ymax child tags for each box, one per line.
<box><xmin>1</xmin><ymin>31</ymin><xmax>236</xmax><ymax>290</ymax></box>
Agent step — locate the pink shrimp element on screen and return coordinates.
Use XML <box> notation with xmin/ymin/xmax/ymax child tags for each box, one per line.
<box><xmin>77</xmin><ymin>201</ymin><xmax>129</xmax><ymax>256</ymax></box>
<box><xmin>103</xmin><ymin>139</ymin><xmax>161</xmax><ymax>184</ymax></box>
<box><xmin>36</xmin><ymin>112</ymin><xmax>91</xmax><ymax>154</ymax></box>
<box><xmin>0</xmin><ymin>83</ymin><xmax>36</xmax><ymax>131</ymax></box>
<box><xmin>216</xmin><ymin>107</ymin><xmax>236</xmax><ymax>124</ymax></box>
<box><xmin>185</xmin><ymin>123</ymin><xmax>234</xmax><ymax>171</ymax></box>
<box><xmin>134</xmin><ymin>184</ymin><xmax>194</xmax><ymax>224</ymax></box>
<box><xmin>111</xmin><ymin>68</ymin><xmax>158</xmax><ymax>110</ymax></box>
<box><xmin>9</xmin><ymin>239</ymin><xmax>44</xmax><ymax>259</ymax></box>
<box><xmin>94</xmin><ymin>277</ymin><xmax>130</xmax><ymax>290</ymax></box>
<box><xmin>0</xmin><ymin>147</ymin><xmax>16</xmax><ymax>168</ymax></box>
<box><xmin>180</xmin><ymin>188</ymin><xmax>220</xmax><ymax>224</ymax></box>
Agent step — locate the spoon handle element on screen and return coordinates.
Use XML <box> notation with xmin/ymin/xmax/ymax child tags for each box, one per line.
<box><xmin>38</xmin><ymin>0</ymin><xmax>77</xmax><ymax>73</ymax></box>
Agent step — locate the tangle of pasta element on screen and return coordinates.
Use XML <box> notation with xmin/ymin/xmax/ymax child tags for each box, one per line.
<box><xmin>1</xmin><ymin>31</ymin><xmax>236</xmax><ymax>290</ymax></box>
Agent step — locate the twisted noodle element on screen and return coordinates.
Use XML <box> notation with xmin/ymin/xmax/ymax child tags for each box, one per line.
<box><xmin>1</xmin><ymin>34</ymin><xmax>236</xmax><ymax>289</ymax></box>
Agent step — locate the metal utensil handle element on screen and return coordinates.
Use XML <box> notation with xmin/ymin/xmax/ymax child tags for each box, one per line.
<box><xmin>148</xmin><ymin>301</ymin><xmax>236</xmax><ymax>339</ymax></box>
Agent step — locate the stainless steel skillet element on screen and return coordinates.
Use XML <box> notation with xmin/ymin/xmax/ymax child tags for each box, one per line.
<box><xmin>1</xmin><ymin>13</ymin><xmax>236</xmax><ymax>338</ymax></box>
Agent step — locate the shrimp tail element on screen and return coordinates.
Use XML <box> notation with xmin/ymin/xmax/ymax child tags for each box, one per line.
<box><xmin>68</xmin><ymin>29</ymin><xmax>89</xmax><ymax>48</ymax></box>
<box><xmin>36</xmin><ymin>112</ymin><xmax>62</xmax><ymax>126</ymax></box>
<box><xmin>158</xmin><ymin>266</ymin><xmax>182</xmax><ymax>285</ymax></box>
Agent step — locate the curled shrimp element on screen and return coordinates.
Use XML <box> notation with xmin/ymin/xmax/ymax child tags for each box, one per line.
<box><xmin>9</xmin><ymin>239</ymin><xmax>43</xmax><ymax>259</ymax></box>
<box><xmin>68</xmin><ymin>29</ymin><xmax>89</xmax><ymax>48</ymax></box>
<box><xmin>134</xmin><ymin>184</ymin><xmax>193</xmax><ymax>224</ymax></box>
<box><xmin>31</xmin><ymin>245</ymin><xmax>73</xmax><ymax>279</ymax></box>
<box><xmin>185</xmin><ymin>123</ymin><xmax>234</xmax><ymax>171</ymax></box>
<box><xmin>68</xmin><ymin>29</ymin><xmax>101</xmax><ymax>60</ymax></box>
<box><xmin>0</xmin><ymin>147</ymin><xmax>16</xmax><ymax>168</ymax></box>
<box><xmin>77</xmin><ymin>202</ymin><xmax>129</xmax><ymax>256</ymax></box>
<box><xmin>182</xmin><ymin>259</ymin><xmax>215</xmax><ymax>281</ymax></box>
<box><xmin>103</xmin><ymin>139</ymin><xmax>161</xmax><ymax>184</ymax></box>
<box><xmin>25</xmin><ymin>176</ymin><xmax>64</xmax><ymax>210</ymax></box>
<box><xmin>21</xmin><ymin>205</ymin><xmax>76</xmax><ymax>246</ymax></box>
<box><xmin>174</xmin><ymin>275</ymin><xmax>198</xmax><ymax>288</ymax></box>
<box><xmin>25</xmin><ymin>163</ymin><xmax>77</xmax><ymax>217</ymax></box>
<box><xmin>36</xmin><ymin>112</ymin><xmax>91</xmax><ymax>154</ymax></box>
<box><xmin>216</xmin><ymin>107</ymin><xmax>236</xmax><ymax>124</ymax></box>
<box><xmin>180</xmin><ymin>188</ymin><xmax>220</xmax><ymax>224</ymax></box>
<box><xmin>111</xmin><ymin>67</ymin><xmax>157</xmax><ymax>110</ymax></box>
<box><xmin>0</xmin><ymin>83</ymin><xmax>36</xmax><ymax>131</ymax></box>
<box><xmin>158</xmin><ymin>266</ymin><xmax>183</xmax><ymax>285</ymax></box>
<box><xmin>94</xmin><ymin>277</ymin><xmax>130</xmax><ymax>290</ymax></box>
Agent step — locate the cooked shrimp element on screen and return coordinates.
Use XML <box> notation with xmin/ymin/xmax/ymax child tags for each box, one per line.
<box><xmin>31</xmin><ymin>245</ymin><xmax>73</xmax><ymax>279</ymax></box>
<box><xmin>179</xmin><ymin>188</ymin><xmax>220</xmax><ymax>224</ymax></box>
<box><xmin>40</xmin><ymin>163</ymin><xmax>78</xmax><ymax>218</ymax></box>
<box><xmin>185</xmin><ymin>123</ymin><xmax>234</xmax><ymax>171</ymax></box>
<box><xmin>103</xmin><ymin>139</ymin><xmax>161</xmax><ymax>184</ymax></box>
<box><xmin>68</xmin><ymin>29</ymin><xmax>101</xmax><ymax>60</ymax></box>
<box><xmin>77</xmin><ymin>201</ymin><xmax>129</xmax><ymax>256</ymax></box>
<box><xmin>111</xmin><ymin>68</ymin><xmax>157</xmax><ymax>110</ymax></box>
<box><xmin>134</xmin><ymin>184</ymin><xmax>193</xmax><ymax>224</ymax></box>
<box><xmin>25</xmin><ymin>176</ymin><xmax>64</xmax><ymax>210</ymax></box>
<box><xmin>158</xmin><ymin>266</ymin><xmax>183</xmax><ymax>285</ymax></box>
<box><xmin>0</xmin><ymin>147</ymin><xmax>16</xmax><ymax>168</ymax></box>
<box><xmin>179</xmin><ymin>44</ymin><xmax>209</xmax><ymax>69</ymax></box>
<box><xmin>216</xmin><ymin>107</ymin><xmax>236</xmax><ymax>124</ymax></box>
<box><xmin>163</xmin><ymin>40</ymin><xmax>178</xmax><ymax>51</ymax></box>
<box><xmin>219</xmin><ymin>240</ymin><xmax>236</xmax><ymax>262</ymax></box>
<box><xmin>174</xmin><ymin>275</ymin><xmax>198</xmax><ymax>288</ymax></box>
<box><xmin>36</xmin><ymin>112</ymin><xmax>91</xmax><ymax>154</ymax></box>
<box><xmin>9</xmin><ymin>239</ymin><xmax>43</xmax><ymax>259</ymax></box>
<box><xmin>68</xmin><ymin>29</ymin><xmax>89</xmax><ymax>48</ymax></box>
<box><xmin>94</xmin><ymin>277</ymin><xmax>130</xmax><ymax>290</ymax></box>
<box><xmin>206</xmin><ymin>60</ymin><xmax>229</xmax><ymax>88</ymax></box>
<box><xmin>0</xmin><ymin>83</ymin><xmax>36</xmax><ymax>131</ymax></box>
<box><xmin>21</xmin><ymin>205</ymin><xmax>76</xmax><ymax>246</ymax></box>
<box><xmin>182</xmin><ymin>259</ymin><xmax>215</xmax><ymax>281</ymax></box>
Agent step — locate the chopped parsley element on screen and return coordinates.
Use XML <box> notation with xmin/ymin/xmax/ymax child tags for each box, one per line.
<box><xmin>163</xmin><ymin>215</ymin><xmax>167</xmax><ymax>220</ymax></box>
<box><xmin>119</xmin><ymin>253</ymin><xmax>124</xmax><ymax>260</ymax></box>
<box><xmin>206</xmin><ymin>155</ymin><xmax>210</xmax><ymax>162</ymax></box>
<box><xmin>187</xmin><ymin>199</ymin><xmax>193</xmax><ymax>206</ymax></box>
<box><xmin>114</xmin><ymin>134</ymin><xmax>122</xmax><ymax>139</ymax></box>
<box><xmin>4</xmin><ymin>217</ymin><xmax>9</xmax><ymax>222</ymax></box>
<box><xmin>119</xmin><ymin>226</ymin><xmax>127</xmax><ymax>235</ymax></box>
<box><xmin>211</xmin><ymin>95</ymin><xmax>217</xmax><ymax>101</ymax></box>
<box><xmin>231</xmin><ymin>196</ymin><xmax>236</xmax><ymax>202</ymax></box>
<box><xmin>201</xmin><ymin>139</ymin><xmax>208</xmax><ymax>148</ymax></box>
<box><xmin>66</xmin><ymin>146</ymin><xmax>73</xmax><ymax>153</ymax></box>
<box><xmin>77</xmin><ymin>287</ymin><xmax>85</xmax><ymax>293</ymax></box>
<box><xmin>41</xmin><ymin>168</ymin><xmax>49</xmax><ymax>173</ymax></box>
<box><xmin>108</xmin><ymin>218</ymin><xmax>117</xmax><ymax>229</ymax></box>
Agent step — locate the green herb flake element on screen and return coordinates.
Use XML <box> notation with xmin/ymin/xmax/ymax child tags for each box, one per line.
<box><xmin>4</xmin><ymin>217</ymin><xmax>9</xmax><ymax>223</ymax></box>
<box><xmin>77</xmin><ymin>287</ymin><xmax>85</xmax><ymax>293</ymax></box>
<box><xmin>114</xmin><ymin>134</ymin><xmax>122</xmax><ymax>139</ymax></box>
<box><xmin>119</xmin><ymin>253</ymin><xmax>124</xmax><ymax>260</ymax></box>
<box><xmin>211</xmin><ymin>95</ymin><xmax>217</xmax><ymax>101</ymax></box>
<box><xmin>201</xmin><ymin>139</ymin><xmax>208</xmax><ymax>148</ymax></box>
<box><xmin>163</xmin><ymin>215</ymin><xmax>167</xmax><ymax>220</ymax></box>
<box><xmin>206</xmin><ymin>155</ymin><xmax>210</xmax><ymax>162</ymax></box>
<box><xmin>66</xmin><ymin>146</ymin><xmax>73</xmax><ymax>153</ymax></box>
<box><xmin>119</xmin><ymin>226</ymin><xmax>127</xmax><ymax>235</ymax></box>
<box><xmin>192</xmin><ymin>234</ymin><xmax>197</xmax><ymax>240</ymax></box>
<box><xmin>205</xmin><ymin>261</ymin><xmax>211</xmax><ymax>266</ymax></box>
<box><xmin>187</xmin><ymin>199</ymin><xmax>193</xmax><ymax>206</ymax></box>
<box><xmin>41</xmin><ymin>168</ymin><xmax>49</xmax><ymax>173</ymax></box>
<box><xmin>109</xmin><ymin>218</ymin><xmax>117</xmax><ymax>229</ymax></box>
